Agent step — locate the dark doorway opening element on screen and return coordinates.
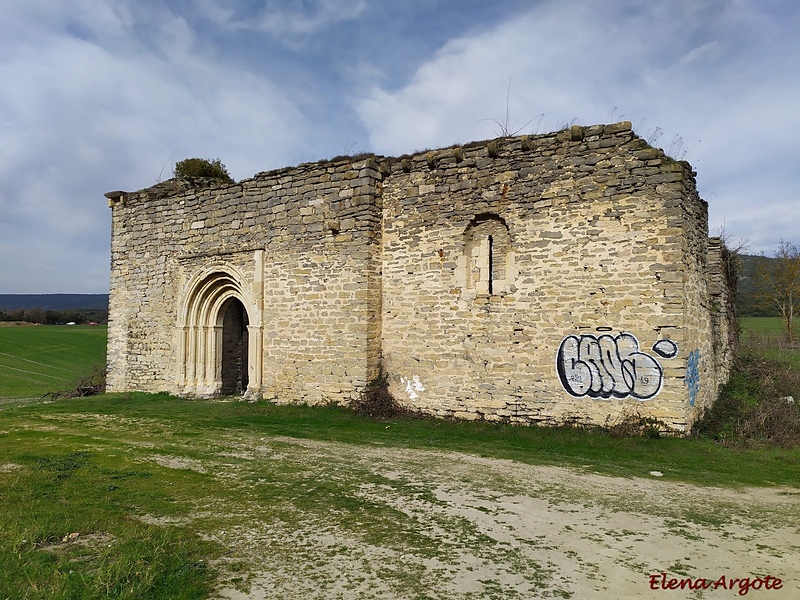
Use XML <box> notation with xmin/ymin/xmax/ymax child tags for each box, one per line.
<box><xmin>221</xmin><ymin>298</ymin><xmax>249</xmax><ymax>394</ymax></box>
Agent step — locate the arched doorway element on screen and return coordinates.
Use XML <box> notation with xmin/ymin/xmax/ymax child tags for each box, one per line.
<box><xmin>220</xmin><ymin>298</ymin><xmax>249</xmax><ymax>394</ymax></box>
<box><xmin>177</xmin><ymin>265</ymin><xmax>262</xmax><ymax>397</ymax></box>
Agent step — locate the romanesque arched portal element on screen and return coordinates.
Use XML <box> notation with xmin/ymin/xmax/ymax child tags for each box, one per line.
<box><xmin>177</xmin><ymin>266</ymin><xmax>262</xmax><ymax>397</ymax></box>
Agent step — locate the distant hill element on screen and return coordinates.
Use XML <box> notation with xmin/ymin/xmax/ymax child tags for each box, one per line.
<box><xmin>0</xmin><ymin>294</ymin><xmax>108</xmax><ymax>311</ymax></box>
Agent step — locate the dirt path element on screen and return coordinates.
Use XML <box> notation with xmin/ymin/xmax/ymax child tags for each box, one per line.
<box><xmin>24</xmin><ymin>409</ymin><xmax>798</xmax><ymax>599</ymax></box>
<box><xmin>180</xmin><ymin>437</ymin><xmax>800</xmax><ymax>599</ymax></box>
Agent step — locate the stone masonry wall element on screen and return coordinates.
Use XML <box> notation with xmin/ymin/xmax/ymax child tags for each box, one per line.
<box><xmin>107</xmin><ymin>122</ymin><xmax>730</xmax><ymax>430</ymax></box>
<box><xmin>706</xmin><ymin>237</ymin><xmax>737</xmax><ymax>390</ymax></box>
<box><xmin>380</xmin><ymin>124</ymin><xmax>714</xmax><ymax>430</ymax></box>
<box><xmin>107</xmin><ymin>158</ymin><xmax>383</xmax><ymax>404</ymax></box>
<box><xmin>676</xmin><ymin>180</ymin><xmax>716</xmax><ymax>423</ymax></box>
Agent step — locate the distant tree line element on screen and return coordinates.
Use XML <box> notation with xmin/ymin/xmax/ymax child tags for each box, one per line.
<box><xmin>737</xmin><ymin>244</ymin><xmax>800</xmax><ymax>342</ymax></box>
<box><xmin>0</xmin><ymin>307</ymin><xmax>108</xmax><ymax>325</ymax></box>
<box><xmin>737</xmin><ymin>255</ymin><xmax>776</xmax><ymax>317</ymax></box>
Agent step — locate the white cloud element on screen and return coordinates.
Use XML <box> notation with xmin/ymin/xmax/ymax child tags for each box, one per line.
<box><xmin>355</xmin><ymin>0</ymin><xmax>800</xmax><ymax>252</ymax></box>
<box><xmin>0</xmin><ymin>0</ymin><xmax>797</xmax><ymax>292</ymax></box>
<box><xmin>0</xmin><ymin>1</ymin><xmax>315</xmax><ymax>292</ymax></box>
<box><xmin>676</xmin><ymin>41</ymin><xmax>723</xmax><ymax>67</ymax></box>
<box><xmin>356</xmin><ymin>2</ymin><xmax>652</xmax><ymax>154</ymax></box>
<box><xmin>196</xmin><ymin>0</ymin><xmax>367</xmax><ymax>36</ymax></box>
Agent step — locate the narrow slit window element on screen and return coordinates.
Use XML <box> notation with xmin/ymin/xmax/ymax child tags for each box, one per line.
<box><xmin>463</xmin><ymin>214</ymin><xmax>511</xmax><ymax>296</ymax></box>
<box><xmin>488</xmin><ymin>235</ymin><xmax>494</xmax><ymax>295</ymax></box>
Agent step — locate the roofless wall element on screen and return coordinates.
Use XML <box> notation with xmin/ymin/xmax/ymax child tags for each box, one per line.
<box><xmin>106</xmin><ymin>122</ymin><xmax>732</xmax><ymax>431</ymax></box>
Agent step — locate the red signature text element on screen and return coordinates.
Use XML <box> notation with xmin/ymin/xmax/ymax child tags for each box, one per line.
<box><xmin>649</xmin><ymin>573</ymin><xmax>783</xmax><ymax>595</ymax></box>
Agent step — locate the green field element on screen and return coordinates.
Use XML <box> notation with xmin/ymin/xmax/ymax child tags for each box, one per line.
<box><xmin>741</xmin><ymin>315</ymin><xmax>800</xmax><ymax>338</ymax></box>
<box><xmin>740</xmin><ymin>316</ymin><xmax>800</xmax><ymax>368</ymax></box>
<box><xmin>1</xmin><ymin>394</ymin><xmax>799</xmax><ymax>599</ymax></box>
<box><xmin>0</xmin><ymin>325</ymin><xmax>107</xmax><ymax>398</ymax></box>
<box><xmin>0</xmin><ymin>318</ymin><xmax>798</xmax><ymax>598</ymax></box>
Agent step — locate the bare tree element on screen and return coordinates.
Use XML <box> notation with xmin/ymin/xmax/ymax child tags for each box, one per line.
<box><xmin>756</xmin><ymin>241</ymin><xmax>800</xmax><ymax>343</ymax></box>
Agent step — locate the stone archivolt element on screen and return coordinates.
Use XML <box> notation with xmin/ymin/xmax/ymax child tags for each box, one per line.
<box><xmin>176</xmin><ymin>264</ymin><xmax>263</xmax><ymax>398</ymax></box>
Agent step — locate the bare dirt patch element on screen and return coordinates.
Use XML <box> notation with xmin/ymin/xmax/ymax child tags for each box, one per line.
<box><xmin>192</xmin><ymin>438</ymin><xmax>799</xmax><ymax>599</ymax></box>
<box><xmin>149</xmin><ymin>454</ymin><xmax>207</xmax><ymax>473</ymax></box>
<box><xmin>39</xmin><ymin>531</ymin><xmax>117</xmax><ymax>554</ymax></box>
<box><xmin>17</xmin><ymin>412</ymin><xmax>799</xmax><ymax>598</ymax></box>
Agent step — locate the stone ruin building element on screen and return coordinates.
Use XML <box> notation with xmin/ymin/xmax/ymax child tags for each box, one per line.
<box><xmin>105</xmin><ymin>121</ymin><xmax>735</xmax><ymax>431</ymax></box>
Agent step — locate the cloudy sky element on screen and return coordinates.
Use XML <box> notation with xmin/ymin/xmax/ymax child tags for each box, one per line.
<box><xmin>1</xmin><ymin>0</ymin><xmax>798</xmax><ymax>293</ymax></box>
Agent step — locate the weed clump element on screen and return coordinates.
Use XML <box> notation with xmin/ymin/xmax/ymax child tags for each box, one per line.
<box><xmin>350</xmin><ymin>372</ymin><xmax>416</xmax><ymax>420</ymax></box>
<box><xmin>174</xmin><ymin>157</ymin><xmax>233</xmax><ymax>182</ymax></box>
<box><xmin>44</xmin><ymin>365</ymin><xmax>106</xmax><ymax>400</ymax></box>
<box><xmin>606</xmin><ymin>412</ymin><xmax>666</xmax><ymax>439</ymax></box>
<box><xmin>692</xmin><ymin>354</ymin><xmax>800</xmax><ymax>447</ymax></box>
<box><xmin>555</xmin><ymin>412</ymin><xmax>668</xmax><ymax>439</ymax></box>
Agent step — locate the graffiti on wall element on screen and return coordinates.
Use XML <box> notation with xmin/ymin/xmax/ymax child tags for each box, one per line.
<box><xmin>556</xmin><ymin>333</ymin><xmax>678</xmax><ymax>400</ymax></box>
<box><xmin>400</xmin><ymin>375</ymin><xmax>425</xmax><ymax>400</ymax></box>
<box><xmin>685</xmin><ymin>349</ymin><xmax>701</xmax><ymax>406</ymax></box>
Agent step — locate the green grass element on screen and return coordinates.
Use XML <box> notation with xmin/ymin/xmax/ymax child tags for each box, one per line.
<box><xmin>0</xmin><ymin>325</ymin><xmax>107</xmax><ymax>398</ymax></box>
<box><xmin>0</xmin><ymin>320</ymin><xmax>799</xmax><ymax>597</ymax></box>
<box><xmin>0</xmin><ymin>430</ymin><xmax>219</xmax><ymax>599</ymax></box>
<box><xmin>740</xmin><ymin>316</ymin><xmax>800</xmax><ymax>368</ymax></box>
<box><xmin>1</xmin><ymin>393</ymin><xmax>798</xmax><ymax>599</ymax></box>
<box><xmin>691</xmin><ymin>317</ymin><xmax>800</xmax><ymax>447</ymax></box>
<box><xmin>5</xmin><ymin>392</ymin><xmax>799</xmax><ymax>488</ymax></box>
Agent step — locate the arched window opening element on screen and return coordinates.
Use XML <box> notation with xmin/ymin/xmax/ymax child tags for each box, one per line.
<box><xmin>463</xmin><ymin>215</ymin><xmax>512</xmax><ymax>296</ymax></box>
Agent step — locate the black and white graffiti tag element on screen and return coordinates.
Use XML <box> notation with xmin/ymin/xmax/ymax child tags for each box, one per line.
<box><xmin>557</xmin><ymin>333</ymin><xmax>677</xmax><ymax>400</ymax></box>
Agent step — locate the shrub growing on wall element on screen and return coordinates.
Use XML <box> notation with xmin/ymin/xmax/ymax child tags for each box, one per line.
<box><xmin>174</xmin><ymin>158</ymin><xmax>233</xmax><ymax>182</ymax></box>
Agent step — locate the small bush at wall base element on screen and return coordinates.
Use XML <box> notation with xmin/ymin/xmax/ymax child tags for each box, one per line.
<box><xmin>606</xmin><ymin>412</ymin><xmax>665</xmax><ymax>439</ymax></box>
<box><xmin>44</xmin><ymin>365</ymin><xmax>106</xmax><ymax>400</ymax></box>
<box><xmin>351</xmin><ymin>372</ymin><xmax>416</xmax><ymax>420</ymax></box>
<box><xmin>692</xmin><ymin>354</ymin><xmax>800</xmax><ymax>447</ymax></box>
<box><xmin>552</xmin><ymin>412</ymin><xmax>668</xmax><ymax>439</ymax></box>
